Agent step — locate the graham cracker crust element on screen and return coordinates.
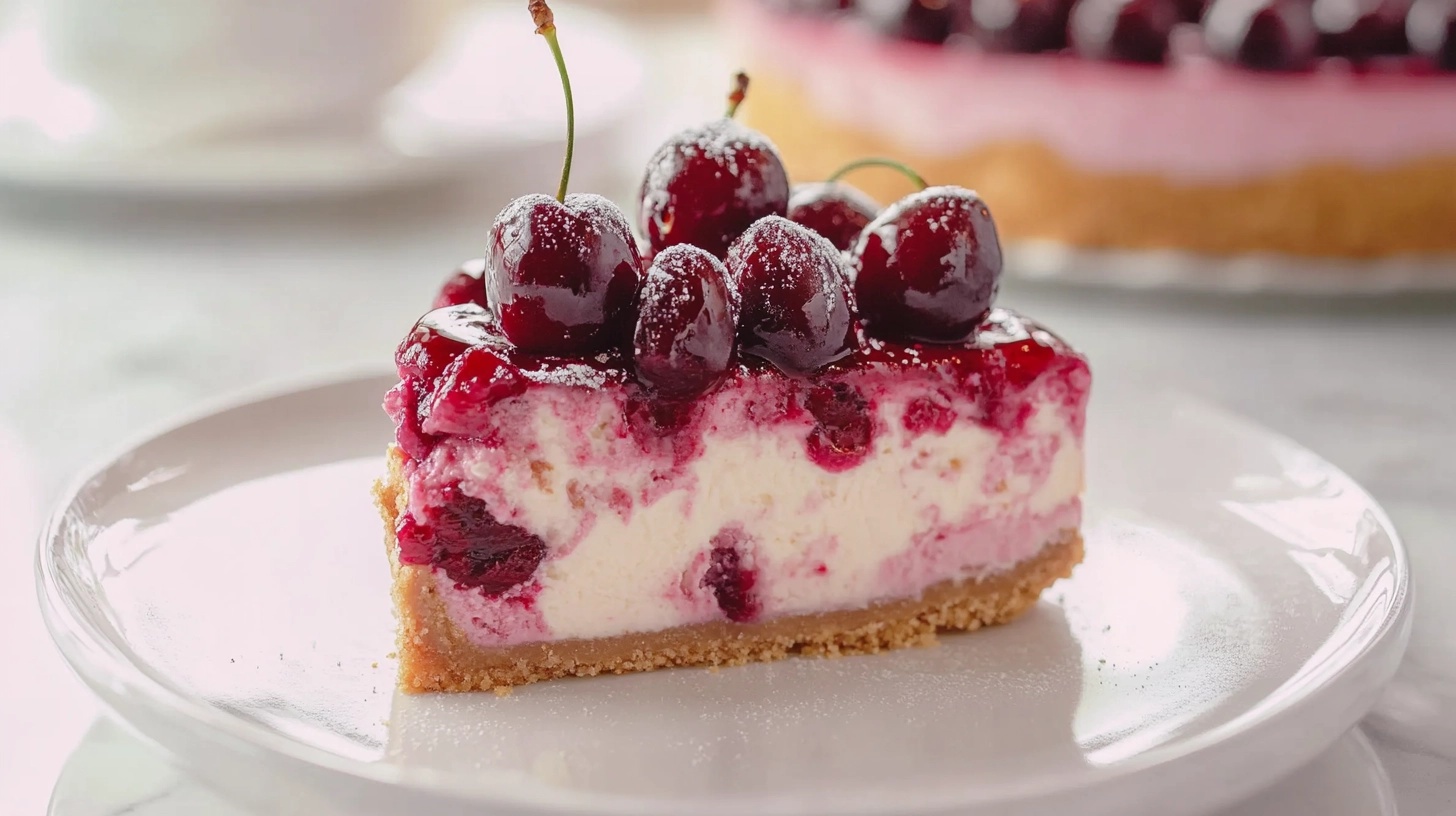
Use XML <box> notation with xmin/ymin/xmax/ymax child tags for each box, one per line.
<box><xmin>741</xmin><ymin>70</ymin><xmax>1456</xmax><ymax>259</ymax></box>
<box><xmin>375</xmin><ymin>448</ymin><xmax>1083</xmax><ymax>692</ymax></box>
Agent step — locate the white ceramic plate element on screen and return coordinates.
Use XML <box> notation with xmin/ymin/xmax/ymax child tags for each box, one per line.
<box><xmin>37</xmin><ymin>373</ymin><xmax>1411</xmax><ymax>816</ymax></box>
<box><xmin>1010</xmin><ymin>241</ymin><xmax>1456</xmax><ymax>296</ymax></box>
<box><xmin>45</xmin><ymin>718</ymin><xmax>1400</xmax><ymax>816</ymax></box>
<box><xmin>0</xmin><ymin>6</ymin><xmax>643</xmax><ymax>197</ymax></box>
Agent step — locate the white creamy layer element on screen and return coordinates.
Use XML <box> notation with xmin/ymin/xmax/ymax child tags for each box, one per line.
<box><xmin>433</xmin><ymin>381</ymin><xmax>1083</xmax><ymax>645</ymax></box>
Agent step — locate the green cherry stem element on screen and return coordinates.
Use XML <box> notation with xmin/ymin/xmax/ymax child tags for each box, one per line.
<box><xmin>531</xmin><ymin>0</ymin><xmax>574</xmax><ymax>202</ymax></box>
<box><xmin>725</xmin><ymin>72</ymin><xmax>750</xmax><ymax>119</ymax></box>
<box><xmin>827</xmin><ymin>157</ymin><xmax>929</xmax><ymax>192</ymax></box>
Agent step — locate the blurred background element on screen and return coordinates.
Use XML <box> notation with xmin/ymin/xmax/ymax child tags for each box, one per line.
<box><xmin>1</xmin><ymin>0</ymin><xmax>1454</xmax><ymax>812</ymax></box>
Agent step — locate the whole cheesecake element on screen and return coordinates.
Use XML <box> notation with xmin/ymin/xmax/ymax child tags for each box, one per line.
<box><xmin>728</xmin><ymin>0</ymin><xmax>1456</xmax><ymax>270</ymax></box>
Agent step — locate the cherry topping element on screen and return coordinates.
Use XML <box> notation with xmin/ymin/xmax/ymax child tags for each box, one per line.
<box><xmin>485</xmin><ymin>192</ymin><xmax>643</xmax><ymax>355</ymax></box>
<box><xmin>425</xmin><ymin>345</ymin><xmax>532</xmax><ymax>437</ymax></box>
<box><xmin>1315</xmin><ymin>0</ymin><xmax>1411</xmax><ymax>58</ymax></box>
<box><xmin>637</xmin><ymin>79</ymin><xmax>791</xmax><ymax>260</ymax></box>
<box><xmin>398</xmin><ymin>485</ymin><xmax>546</xmax><ymax>595</ymax></box>
<box><xmin>863</xmin><ymin>0</ymin><xmax>957</xmax><ymax>43</ymax></box>
<box><xmin>958</xmin><ymin>0</ymin><xmax>1076</xmax><ymax>52</ymax></box>
<box><xmin>632</xmin><ymin>245</ymin><xmax>737</xmax><ymax>397</ymax></box>
<box><xmin>787</xmin><ymin>182</ymin><xmax>880</xmax><ymax>252</ymax></box>
<box><xmin>432</xmin><ymin>259</ymin><xmax>489</xmax><ymax>309</ymax></box>
<box><xmin>701</xmin><ymin>527</ymin><xmax>759</xmax><ymax>622</ymax></box>
<box><xmin>725</xmin><ymin>216</ymin><xmax>857</xmax><ymax>374</ymax></box>
<box><xmin>1408</xmin><ymin>0</ymin><xmax>1456</xmax><ymax>68</ymax></box>
<box><xmin>852</xmin><ymin>186</ymin><xmax>1002</xmax><ymax>344</ymax></box>
<box><xmin>395</xmin><ymin>303</ymin><xmax>503</xmax><ymax>381</ymax></box>
<box><xmin>1071</xmin><ymin>0</ymin><xmax>1182</xmax><ymax>62</ymax></box>
<box><xmin>804</xmin><ymin>382</ymin><xmax>875</xmax><ymax>470</ymax></box>
<box><xmin>1205</xmin><ymin>0</ymin><xmax>1319</xmax><ymax>70</ymax></box>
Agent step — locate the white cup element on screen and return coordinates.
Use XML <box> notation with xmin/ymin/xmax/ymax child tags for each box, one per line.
<box><xmin>34</xmin><ymin>0</ymin><xmax>461</xmax><ymax>149</ymax></box>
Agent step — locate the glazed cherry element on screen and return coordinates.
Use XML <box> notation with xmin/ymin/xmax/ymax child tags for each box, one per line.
<box><xmin>852</xmin><ymin>186</ymin><xmax>1002</xmax><ymax>344</ymax></box>
<box><xmin>1175</xmin><ymin>0</ymin><xmax>1208</xmax><ymax>21</ymax></box>
<box><xmin>425</xmin><ymin>345</ymin><xmax>532</xmax><ymax>437</ymax></box>
<box><xmin>632</xmin><ymin>245</ymin><xmax>737</xmax><ymax>397</ymax></box>
<box><xmin>397</xmin><ymin>485</ymin><xmax>547</xmax><ymax>595</ymax></box>
<box><xmin>395</xmin><ymin>303</ymin><xmax>504</xmax><ymax>381</ymax></box>
<box><xmin>957</xmin><ymin>0</ymin><xmax>1076</xmax><ymax>52</ymax></box>
<box><xmin>638</xmin><ymin>122</ymin><xmax>791</xmax><ymax>260</ymax></box>
<box><xmin>725</xmin><ymin>216</ymin><xmax>856</xmax><ymax>374</ymax></box>
<box><xmin>1407</xmin><ymin>0</ymin><xmax>1456</xmax><ymax>68</ymax></box>
<box><xmin>863</xmin><ymin>0</ymin><xmax>957</xmax><ymax>42</ymax></box>
<box><xmin>485</xmin><ymin>192</ymin><xmax>643</xmax><ymax>355</ymax></box>
<box><xmin>1205</xmin><ymin>0</ymin><xmax>1319</xmax><ymax>70</ymax></box>
<box><xmin>787</xmin><ymin>182</ymin><xmax>880</xmax><ymax>252</ymax></box>
<box><xmin>432</xmin><ymin>259</ymin><xmax>488</xmax><ymax>309</ymax></box>
<box><xmin>1071</xmin><ymin>0</ymin><xmax>1182</xmax><ymax>62</ymax></box>
<box><xmin>1315</xmin><ymin>0</ymin><xmax>1410</xmax><ymax>58</ymax></box>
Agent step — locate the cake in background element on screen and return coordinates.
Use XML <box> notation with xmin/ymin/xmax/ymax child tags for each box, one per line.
<box><xmin>726</xmin><ymin>0</ymin><xmax>1456</xmax><ymax>276</ymax></box>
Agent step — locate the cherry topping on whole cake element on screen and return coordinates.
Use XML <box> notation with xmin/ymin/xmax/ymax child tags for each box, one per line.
<box><xmin>1070</xmin><ymin>0</ymin><xmax>1182</xmax><ymax>62</ymax></box>
<box><xmin>1314</xmin><ymin>0</ymin><xmax>1411</xmax><ymax>58</ymax></box>
<box><xmin>395</xmin><ymin>303</ymin><xmax>503</xmax><ymax>381</ymax></box>
<box><xmin>725</xmin><ymin>216</ymin><xmax>856</xmax><ymax>373</ymax></box>
<box><xmin>863</xmin><ymin>0</ymin><xmax>957</xmax><ymax>43</ymax></box>
<box><xmin>957</xmin><ymin>0</ymin><xmax>1077</xmax><ymax>52</ymax></box>
<box><xmin>432</xmin><ymin>259</ymin><xmax>489</xmax><ymax>309</ymax></box>
<box><xmin>1205</xmin><ymin>0</ymin><xmax>1319</xmax><ymax>70</ymax></box>
<box><xmin>852</xmin><ymin>186</ymin><xmax>1003</xmax><ymax>344</ymax></box>
<box><xmin>398</xmin><ymin>485</ymin><xmax>547</xmax><ymax>595</ymax></box>
<box><xmin>483</xmin><ymin>2</ymin><xmax>643</xmax><ymax>355</ymax></box>
<box><xmin>638</xmin><ymin>73</ymin><xmax>791</xmax><ymax>259</ymax></box>
<box><xmin>1408</xmin><ymin>0</ymin><xmax>1456</xmax><ymax>68</ymax></box>
<box><xmin>632</xmin><ymin>245</ymin><xmax>737</xmax><ymax>397</ymax></box>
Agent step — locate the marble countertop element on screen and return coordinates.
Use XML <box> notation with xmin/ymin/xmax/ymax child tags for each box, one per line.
<box><xmin>2</xmin><ymin>13</ymin><xmax>1455</xmax><ymax>812</ymax></box>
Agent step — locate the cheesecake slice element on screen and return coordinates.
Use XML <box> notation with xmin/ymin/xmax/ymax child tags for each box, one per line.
<box><xmin>378</xmin><ymin>298</ymin><xmax>1088</xmax><ymax>692</ymax></box>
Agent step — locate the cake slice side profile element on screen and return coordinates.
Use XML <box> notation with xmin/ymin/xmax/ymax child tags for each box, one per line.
<box><xmin>376</xmin><ymin>1</ymin><xmax>1089</xmax><ymax>692</ymax></box>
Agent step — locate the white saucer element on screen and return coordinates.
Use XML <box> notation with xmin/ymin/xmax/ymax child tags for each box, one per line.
<box><xmin>1010</xmin><ymin>241</ymin><xmax>1456</xmax><ymax>296</ymax></box>
<box><xmin>45</xmin><ymin>718</ymin><xmax>1399</xmax><ymax>816</ymax></box>
<box><xmin>36</xmin><ymin>373</ymin><xmax>1411</xmax><ymax>816</ymax></box>
<box><xmin>0</xmin><ymin>5</ymin><xmax>644</xmax><ymax>197</ymax></box>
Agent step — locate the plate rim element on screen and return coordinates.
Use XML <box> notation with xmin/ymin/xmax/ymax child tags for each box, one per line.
<box><xmin>34</xmin><ymin>370</ymin><xmax>1414</xmax><ymax>815</ymax></box>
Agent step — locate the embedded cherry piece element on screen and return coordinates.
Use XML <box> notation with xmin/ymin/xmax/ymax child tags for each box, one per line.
<box><xmin>632</xmin><ymin>244</ymin><xmax>737</xmax><ymax>398</ymax></box>
<box><xmin>395</xmin><ymin>303</ymin><xmax>504</xmax><ymax>381</ymax></box>
<box><xmin>1205</xmin><ymin>0</ymin><xmax>1319</xmax><ymax>70</ymax></box>
<box><xmin>432</xmin><ymin>259</ymin><xmax>489</xmax><ymax>309</ymax></box>
<box><xmin>958</xmin><ymin>0</ymin><xmax>1076</xmax><ymax>52</ymax></box>
<box><xmin>1071</xmin><ymin>0</ymin><xmax>1182</xmax><ymax>62</ymax></box>
<box><xmin>397</xmin><ymin>485</ymin><xmax>547</xmax><ymax>595</ymax></box>
<box><xmin>1314</xmin><ymin>0</ymin><xmax>1411</xmax><ymax>58</ymax></box>
<box><xmin>1407</xmin><ymin>0</ymin><xmax>1456</xmax><ymax>69</ymax></box>
<box><xmin>638</xmin><ymin>119</ymin><xmax>791</xmax><ymax>259</ymax></box>
<box><xmin>725</xmin><ymin>216</ymin><xmax>857</xmax><ymax>374</ymax></box>
<box><xmin>787</xmin><ymin>182</ymin><xmax>880</xmax><ymax>252</ymax></box>
<box><xmin>485</xmin><ymin>193</ymin><xmax>643</xmax><ymax>355</ymax></box>
<box><xmin>701</xmin><ymin>527</ymin><xmax>760</xmax><ymax>622</ymax></box>
<box><xmin>852</xmin><ymin>186</ymin><xmax>1003</xmax><ymax>344</ymax></box>
<box><xmin>804</xmin><ymin>382</ymin><xmax>875</xmax><ymax>471</ymax></box>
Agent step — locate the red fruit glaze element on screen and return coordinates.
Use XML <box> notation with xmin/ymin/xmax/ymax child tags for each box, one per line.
<box><xmin>726</xmin><ymin>216</ymin><xmax>856</xmax><ymax>374</ymax></box>
<box><xmin>426</xmin><ymin>345</ymin><xmax>533</xmax><ymax>437</ymax></box>
<box><xmin>432</xmin><ymin>259</ymin><xmax>489</xmax><ymax>309</ymax></box>
<box><xmin>397</xmin><ymin>484</ymin><xmax>547</xmax><ymax>595</ymax></box>
<box><xmin>638</xmin><ymin>119</ymin><xmax>791</xmax><ymax>259</ymax></box>
<box><xmin>395</xmin><ymin>303</ymin><xmax>503</xmax><ymax>381</ymax></box>
<box><xmin>852</xmin><ymin>186</ymin><xmax>1002</xmax><ymax>344</ymax></box>
<box><xmin>486</xmin><ymin>193</ymin><xmax>643</xmax><ymax>355</ymax></box>
<box><xmin>1315</xmin><ymin>0</ymin><xmax>1410</xmax><ymax>58</ymax></box>
<box><xmin>632</xmin><ymin>245</ymin><xmax>737</xmax><ymax>397</ymax></box>
<box><xmin>959</xmin><ymin>0</ymin><xmax>1077</xmax><ymax>52</ymax></box>
<box><xmin>1205</xmin><ymin>0</ymin><xmax>1319</xmax><ymax>70</ymax></box>
<box><xmin>787</xmin><ymin>182</ymin><xmax>880</xmax><ymax>252</ymax></box>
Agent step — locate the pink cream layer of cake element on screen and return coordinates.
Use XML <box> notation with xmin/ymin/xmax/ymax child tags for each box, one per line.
<box><xmin>727</xmin><ymin>0</ymin><xmax>1456</xmax><ymax>183</ymax></box>
<box><xmin>385</xmin><ymin>309</ymin><xmax>1089</xmax><ymax>649</ymax></box>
